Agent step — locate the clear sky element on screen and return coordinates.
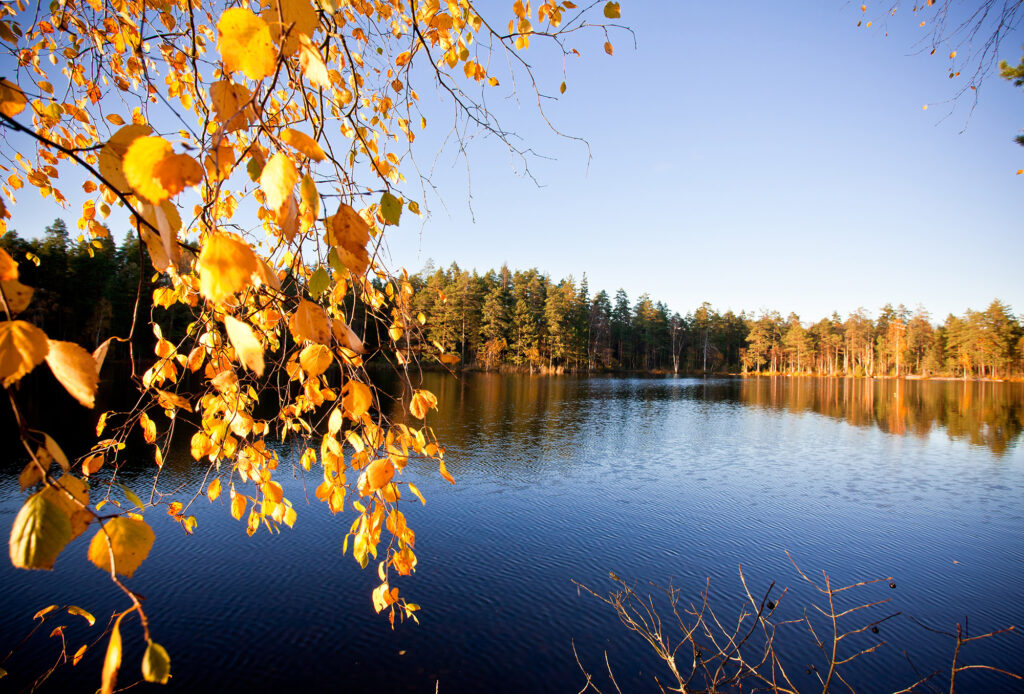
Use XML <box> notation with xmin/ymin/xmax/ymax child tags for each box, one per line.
<box><xmin>379</xmin><ymin>2</ymin><xmax>1024</xmax><ymax>322</ymax></box>
<box><xmin>5</xmin><ymin>2</ymin><xmax>1022</xmax><ymax>324</ymax></box>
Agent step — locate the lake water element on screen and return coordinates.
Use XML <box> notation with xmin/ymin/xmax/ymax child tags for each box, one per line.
<box><xmin>2</xmin><ymin>375</ymin><xmax>1023</xmax><ymax>692</ymax></box>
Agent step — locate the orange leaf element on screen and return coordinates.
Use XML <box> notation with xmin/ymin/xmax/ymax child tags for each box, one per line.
<box><xmin>342</xmin><ymin>380</ymin><xmax>372</xmax><ymax>419</ymax></box>
<box><xmin>209</xmin><ymin>80</ymin><xmax>254</xmax><ymax>132</ymax></box>
<box><xmin>365</xmin><ymin>458</ymin><xmax>395</xmax><ymax>491</ymax></box>
<box><xmin>0</xmin><ymin>320</ymin><xmax>49</xmax><ymax>387</ymax></box>
<box><xmin>0</xmin><ymin>246</ymin><xmax>17</xmax><ymax>280</ymax></box>
<box><xmin>0</xmin><ymin>78</ymin><xmax>27</xmax><ymax>117</ymax></box>
<box><xmin>409</xmin><ymin>389</ymin><xmax>437</xmax><ymax>419</ymax></box>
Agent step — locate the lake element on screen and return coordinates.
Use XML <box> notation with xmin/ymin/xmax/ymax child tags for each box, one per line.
<box><xmin>2</xmin><ymin>375</ymin><xmax>1023</xmax><ymax>692</ymax></box>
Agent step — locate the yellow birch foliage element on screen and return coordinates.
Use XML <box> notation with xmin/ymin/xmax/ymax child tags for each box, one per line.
<box><xmin>0</xmin><ymin>0</ymin><xmax>621</xmax><ymax>685</ymax></box>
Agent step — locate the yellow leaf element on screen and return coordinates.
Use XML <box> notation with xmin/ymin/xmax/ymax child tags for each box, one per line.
<box><xmin>0</xmin><ymin>78</ymin><xmax>27</xmax><ymax>117</ymax></box>
<box><xmin>142</xmin><ymin>641</ymin><xmax>171</xmax><ymax>684</ymax></box>
<box><xmin>260</xmin><ymin>152</ymin><xmax>298</xmax><ymax>212</ymax></box>
<box><xmin>198</xmin><ymin>233</ymin><xmax>258</xmax><ymax>303</ymax></box>
<box><xmin>217</xmin><ymin>8</ymin><xmax>276</xmax><ymax>81</ymax></box>
<box><xmin>231</xmin><ymin>492</ymin><xmax>246</xmax><ymax>520</ymax></box>
<box><xmin>1</xmin><ymin>279</ymin><xmax>34</xmax><ymax>314</ymax></box>
<box><xmin>264</xmin><ymin>480</ymin><xmax>283</xmax><ymax>503</ymax></box>
<box><xmin>207</xmin><ymin>477</ymin><xmax>222</xmax><ymax>502</ymax></box>
<box><xmin>604</xmin><ymin>41</ymin><xmax>613</xmax><ymax>55</ymax></box>
<box><xmin>98</xmin><ymin>124</ymin><xmax>153</xmax><ymax>195</ymax></box>
<box><xmin>298</xmin><ymin>34</ymin><xmax>330</xmax><ymax>89</ymax></box>
<box><xmin>66</xmin><ymin>605</ymin><xmax>95</xmax><ymax>626</ymax></box>
<box><xmin>409</xmin><ymin>389</ymin><xmax>437</xmax><ymax>419</ymax></box>
<box><xmin>0</xmin><ymin>246</ymin><xmax>17</xmax><ymax>280</ymax></box>
<box><xmin>299</xmin><ymin>343</ymin><xmax>332</xmax><ymax>377</ymax></box>
<box><xmin>289</xmin><ymin>299</ymin><xmax>330</xmax><ymax>344</ymax></box>
<box><xmin>100</xmin><ymin>612</ymin><xmax>124</xmax><ymax>694</ymax></box>
<box><xmin>281</xmin><ymin>128</ymin><xmax>326</xmax><ymax>161</ymax></box>
<box><xmin>123</xmin><ymin>136</ymin><xmax>174</xmax><ymax>203</ymax></box>
<box><xmin>154</xmin><ymin>388</ymin><xmax>191</xmax><ymax>411</ymax></box>
<box><xmin>224</xmin><ymin>315</ymin><xmax>265</xmax><ymax>377</ymax></box>
<box><xmin>299</xmin><ymin>174</ymin><xmax>319</xmax><ymax>217</ymax></box>
<box><xmin>41</xmin><ymin>475</ymin><xmax>91</xmax><ymax>540</ymax></box>
<box><xmin>45</xmin><ymin>339</ymin><xmax>99</xmax><ymax>408</ymax></box>
<box><xmin>408</xmin><ymin>482</ymin><xmax>426</xmax><ymax>505</ymax></box>
<box><xmin>603</xmin><ymin>1</ymin><xmax>620</xmax><ymax>19</ymax></box>
<box><xmin>87</xmin><ymin>517</ymin><xmax>155</xmax><ymax>578</ymax></box>
<box><xmin>105</xmin><ymin>114</ymin><xmax>125</xmax><ymax>125</ymax></box>
<box><xmin>0</xmin><ymin>320</ymin><xmax>49</xmax><ymax>387</ymax></box>
<box><xmin>209</xmin><ymin>80</ymin><xmax>253</xmax><ymax>132</ymax></box>
<box><xmin>261</xmin><ymin>0</ymin><xmax>318</xmax><ymax>56</ymax></box>
<box><xmin>8</xmin><ymin>492</ymin><xmax>72</xmax><ymax>570</ymax></box>
<box><xmin>300</xmin><ymin>448</ymin><xmax>316</xmax><ymax>471</ymax></box>
<box><xmin>439</xmin><ymin>352</ymin><xmax>460</xmax><ymax>365</ymax></box>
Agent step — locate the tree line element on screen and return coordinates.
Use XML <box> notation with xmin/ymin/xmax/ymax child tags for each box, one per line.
<box><xmin>409</xmin><ymin>262</ymin><xmax>1023</xmax><ymax>379</ymax></box>
<box><xmin>4</xmin><ymin>225</ymin><xmax>1021</xmax><ymax>379</ymax></box>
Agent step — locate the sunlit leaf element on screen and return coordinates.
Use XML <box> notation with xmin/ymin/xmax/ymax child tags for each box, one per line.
<box><xmin>298</xmin><ymin>33</ymin><xmax>330</xmax><ymax>88</ymax></box>
<box><xmin>217</xmin><ymin>8</ymin><xmax>276</xmax><ymax>81</ymax></box>
<box><xmin>100</xmin><ymin>612</ymin><xmax>124</xmax><ymax>694</ymax></box>
<box><xmin>87</xmin><ymin>517</ymin><xmax>155</xmax><ymax>578</ymax></box>
<box><xmin>0</xmin><ymin>320</ymin><xmax>49</xmax><ymax>387</ymax></box>
<box><xmin>66</xmin><ymin>605</ymin><xmax>96</xmax><ymax>626</ymax></box>
<box><xmin>1</xmin><ymin>278</ymin><xmax>33</xmax><ymax>314</ymax></box>
<box><xmin>409</xmin><ymin>389</ymin><xmax>438</xmax><ymax>419</ymax></box>
<box><xmin>281</xmin><ymin>128</ymin><xmax>326</xmax><ymax>161</ymax></box>
<box><xmin>343</xmin><ymin>380</ymin><xmax>372</xmax><ymax>419</ymax></box>
<box><xmin>289</xmin><ymin>299</ymin><xmax>330</xmax><ymax>345</ymax></box>
<box><xmin>0</xmin><ymin>78</ymin><xmax>27</xmax><ymax>117</ymax></box>
<box><xmin>0</xmin><ymin>246</ymin><xmax>17</xmax><ymax>280</ymax></box>
<box><xmin>603</xmin><ymin>2</ymin><xmax>620</xmax><ymax>19</ymax></box>
<box><xmin>98</xmin><ymin>124</ymin><xmax>153</xmax><ymax>195</ymax></box>
<box><xmin>207</xmin><ymin>478</ymin><xmax>222</xmax><ymax>502</ymax></box>
<box><xmin>209</xmin><ymin>80</ymin><xmax>254</xmax><ymax>132</ymax></box>
<box><xmin>198</xmin><ymin>233</ymin><xmax>258</xmax><ymax>303</ymax></box>
<box><xmin>224</xmin><ymin>315</ymin><xmax>265</xmax><ymax>378</ymax></box>
<box><xmin>299</xmin><ymin>343</ymin><xmax>332</xmax><ymax>377</ymax></box>
<box><xmin>123</xmin><ymin>136</ymin><xmax>174</xmax><ymax>203</ymax></box>
<box><xmin>365</xmin><ymin>458</ymin><xmax>395</xmax><ymax>491</ymax></box>
<box><xmin>45</xmin><ymin>339</ymin><xmax>99</xmax><ymax>408</ymax></box>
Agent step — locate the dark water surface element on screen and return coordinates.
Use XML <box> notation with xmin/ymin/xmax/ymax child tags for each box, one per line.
<box><xmin>2</xmin><ymin>376</ymin><xmax>1023</xmax><ymax>692</ymax></box>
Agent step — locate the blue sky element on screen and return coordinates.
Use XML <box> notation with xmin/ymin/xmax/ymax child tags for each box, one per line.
<box><xmin>382</xmin><ymin>2</ymin><xmax>1024</xmax><ymax>322</ymax></box>
<box><xmin>5</xmin><ymin>1</ymin><xmax>1022</xmax><ymax>323</ymax></box>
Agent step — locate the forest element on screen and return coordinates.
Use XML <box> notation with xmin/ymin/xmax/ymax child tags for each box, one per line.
<box><xmin>7</xmin><ymin>221</ymin><xmax>1021</xmax><ymax>380</ymax></box>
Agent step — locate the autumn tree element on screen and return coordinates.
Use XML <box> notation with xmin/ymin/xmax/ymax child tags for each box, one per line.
<box><xmin>0</xmin><ymin>0</ymin><xmax>626</xmax><ymax>689</ymax></box>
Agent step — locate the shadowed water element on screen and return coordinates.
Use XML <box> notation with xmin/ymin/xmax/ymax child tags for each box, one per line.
<box><xmin>1</xmin><ymin>375</ymin><xmax>1022</xmax><ymax>692</ymax></box>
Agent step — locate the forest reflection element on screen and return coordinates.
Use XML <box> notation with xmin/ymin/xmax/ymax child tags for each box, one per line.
<box><xmin>385</xmin><ymin>373</ymin><xmax>1024</xmax><ymax>458</ymax></box>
